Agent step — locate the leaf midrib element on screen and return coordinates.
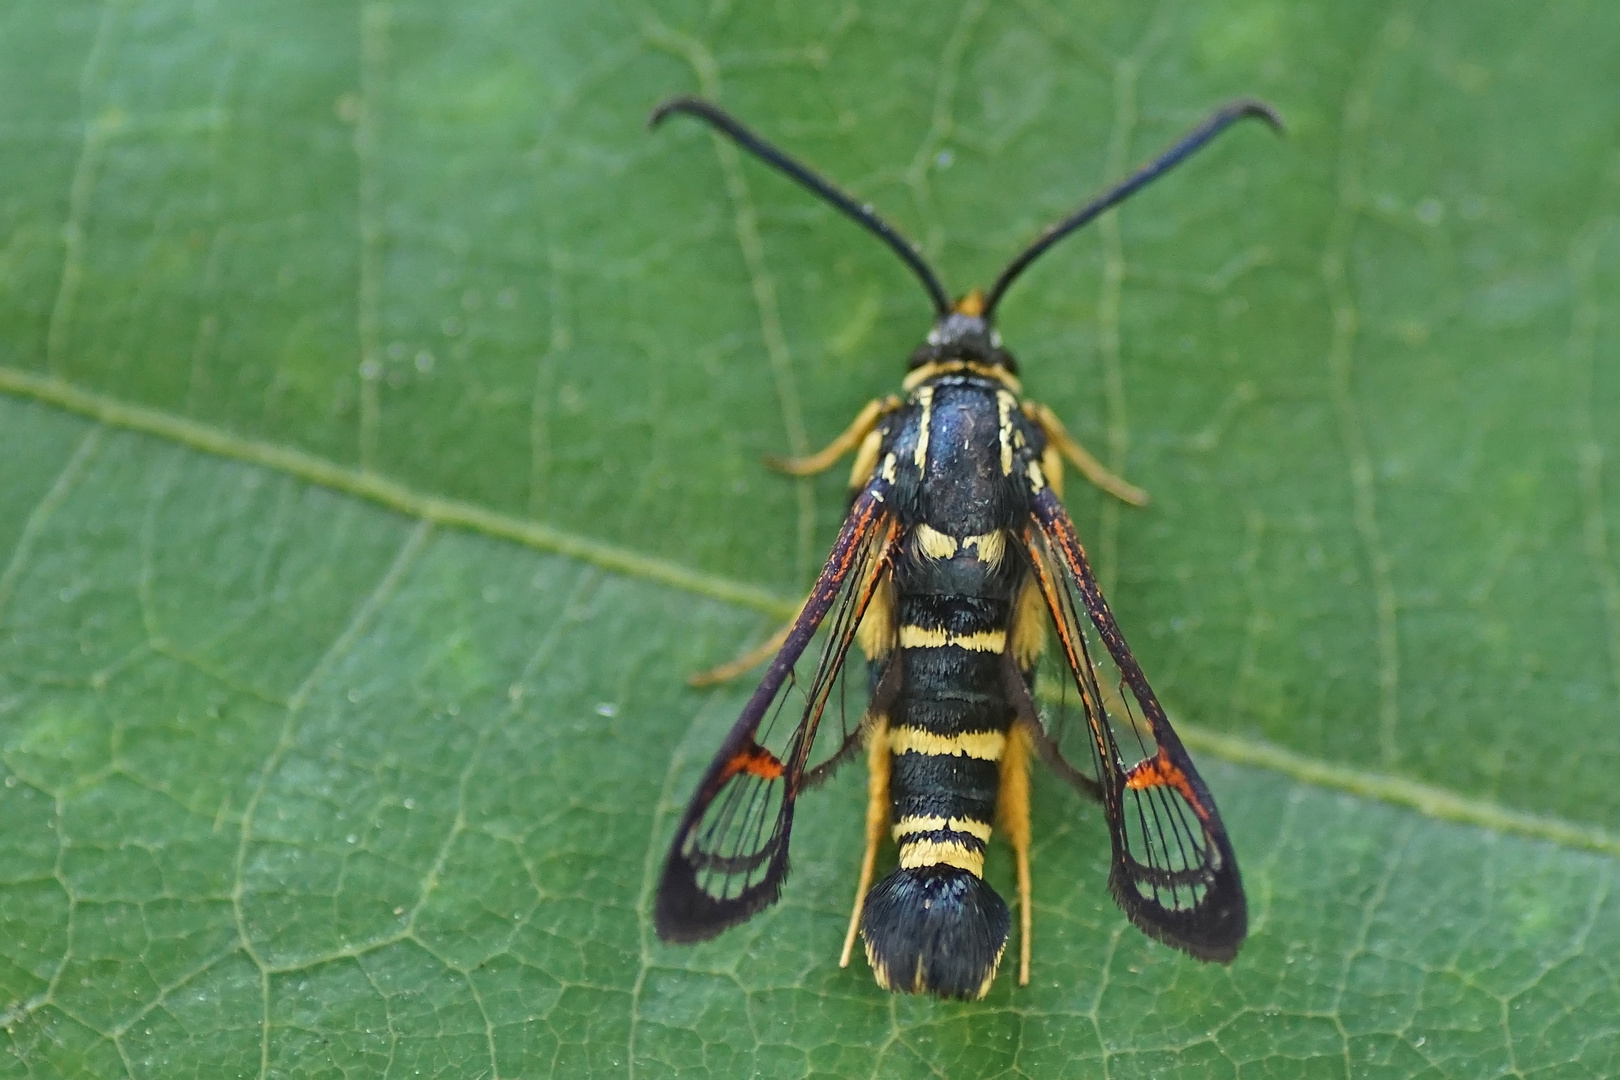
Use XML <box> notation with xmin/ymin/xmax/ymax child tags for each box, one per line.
<box><xmin>5</xmin><ymin>361</ymin><xmax>1617</xmax><ymax>862</ymax></box>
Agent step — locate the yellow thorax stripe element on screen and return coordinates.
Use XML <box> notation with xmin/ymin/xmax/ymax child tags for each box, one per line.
<box><xmin>887</xmin><ymin>726</ymin><xmax>1007</xmax><ymax>761</ymax></box>
<box><xmin>996</xmin><ymin>390</ymin><xmax>1016</xmax><ymax>476</ymax></box>
<box><xmin>913</xmin><ymin>385</ymin><xmax>934</xmax><ymax>470</ymax></box>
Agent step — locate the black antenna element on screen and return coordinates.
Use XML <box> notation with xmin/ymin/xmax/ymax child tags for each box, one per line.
<box><xmin>982</xmin><ymin>99</ymin><xmax>1283</xmax><ymax>319</ymax></box>
<box><xmin>650</xmin><ymin>95</ymin><xmax>953</xmax><ymax>317</ymax></box>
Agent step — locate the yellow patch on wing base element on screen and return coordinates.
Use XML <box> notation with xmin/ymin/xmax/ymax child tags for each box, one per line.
<box><xmin>898</xmin><ymin>625</ymin><xmax>1007</xmax><ymax>652</ymax></box>
<box><xmin>887</xmin><ymin>726</ymin><xmax>1007</xmax><ymax>761</ymax></box>
<box><xmin>1010</xmin><ymin>574</ymin><xmax>1048</xmax><ymax>670</ymax></box>
<box><xmin>856</xmin><ymin>574</ymin><xmax>896</xmax><ymax>660</ymax></box>
<box><xmin>1026</xmin><ymin>459</ymin><xmax>1048</xmax><ymax>492</ymax></box>
<box><xmin>897</xmin><ymin>838</ymin><xmax>986</xmax><ymax>876</ymax></box>
<box><xmin>893</xmin><ymin>815</ymin><xmax>994</xmax><ymax>843</ymax></box>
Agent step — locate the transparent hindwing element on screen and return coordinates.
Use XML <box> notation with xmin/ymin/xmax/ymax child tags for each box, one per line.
<box><xmin>655</xmin><ymin>480</ymin><xmax>899</xmax><ymax>942</ymax></box>
<box><xmin>1022</xmin><ymin>486</ymin><xmax>1246</xmax><ymax>962</ymax></box>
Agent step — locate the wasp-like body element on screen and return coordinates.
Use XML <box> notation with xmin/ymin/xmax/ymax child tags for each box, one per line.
<box><xmin>650</xmin><ymin>96</ymin><xmax>1281</xmax><ymax>999</ymax></box>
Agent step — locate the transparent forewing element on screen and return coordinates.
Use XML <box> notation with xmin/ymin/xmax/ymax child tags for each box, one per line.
<box><xmin>654</xmin><ymin>482</ymin><xmax>898</xmax><ymax>942</ymax></box>
<box><xmin>680</xmin><ymin>527</ymin><xmax>888</xmax><ymax>901</ymax></box>
<box><xmin>1023</xmin><ymin>486</ymin><xmax>1246</xmax><ymax>962</ymax></box>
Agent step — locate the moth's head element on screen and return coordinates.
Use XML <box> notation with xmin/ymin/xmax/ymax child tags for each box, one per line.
<box><xmin>908</xmin><ymin>289</ymin><xmax>1019</xmax><ymax>374</ymax></box>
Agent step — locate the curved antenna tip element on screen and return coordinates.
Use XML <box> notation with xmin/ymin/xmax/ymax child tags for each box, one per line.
<box><xmin>648</xmin><ymin>94</ymin><xmax>706</xmax><ymax>131</ymax></box>
<box><xmin>645</xmin><ymin>94</ymin><xmax>953</xmax><ymax>316</ymax></box>
<box><xmin>1225</xmin><ymin>97</ymin><xmax>1287</xmax><ymax>135</ymax></box>
<box><xmin>982</xmin><ymin>96</ymin><xmax>1285</xmax><ymax>319</ymax></box>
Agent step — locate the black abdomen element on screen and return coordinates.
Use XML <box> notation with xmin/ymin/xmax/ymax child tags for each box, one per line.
<box><xmin>889</xmin><ymin>593</ymin><xmax>1011</xmax><ymax>870</ymax></box>
<box><xmin>861</xmin><ymin>570</ymin><xmax>1019</xmax><ymax>998</ymax></box>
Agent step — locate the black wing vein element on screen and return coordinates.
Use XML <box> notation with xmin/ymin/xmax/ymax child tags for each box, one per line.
<box><xmin>1022</xmin><ymin>485</ymin><xmax>1247</xmax><ymax>962</ymax></box>
<box><xmin>655</xmin><ymin>479</ymin><xmax>898</xmax><ymax>942</ymax></box>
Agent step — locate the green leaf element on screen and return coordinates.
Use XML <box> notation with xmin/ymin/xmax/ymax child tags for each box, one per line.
<box><xmin>3</xmin><ymin>1</ymin><xmax>1618</xmax><ymax>1077</ymax></box>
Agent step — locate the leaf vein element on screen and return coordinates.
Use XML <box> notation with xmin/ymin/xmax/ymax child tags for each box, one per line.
<box><xmin>1322</xmin><ymin>14</ymin><xmax>1405</xmax><ymax>768</ymax></box>
<box><xmin>7</xmin><ymin>371</ymin><xmax>1620</xmax><ymax>858</ymax></box>
<box><xmin>44</xmin><ymin>0</ymin><xmax>121</xmax><ymax>380</ymax></box>
<box><xmin>1569</xmin><ymin>216</ymin><xmax>1620</xmax><ymax>701</ymax></box>
<box><xmin>643</xmin><ymin>22</ymin><xmax>818</xmax><ymax>584</ymax></box>
<box><xmin>0</xmin><ymin>367</ymin><xmax>796</xmax><ymax>618</ymax></box>
<box><xmin>0</xmin><ymin>425</ymin><xmax>102</xmax><ymax>626</ymax></box>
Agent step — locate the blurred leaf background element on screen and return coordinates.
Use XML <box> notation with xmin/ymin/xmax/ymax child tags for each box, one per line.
<box><xmin>2</xmin><ymin>1</ymin><xmax>1619</xmax><ymax>1077</ymax></box>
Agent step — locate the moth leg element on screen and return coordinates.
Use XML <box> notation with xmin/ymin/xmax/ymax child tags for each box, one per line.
<box><xmin>840</xmin><ymin>717</ymin><xmax>891</xmax><ymax>968</ymax></box>
<box><xmin>998</xmin><ymin>721</ymin><xmax>1035</xmax><ymax>985</ymax></box>
<box><xmin>689</xmin><ymin>562</ymin><xmax>892</xmax><ymax>688</ymax></box>
<box><xmin>687</xmin><ymin>616</ymin><xmax>796</xmax><ymax>687</ymax></box>
<box><xmin>1025</xmin><ymin>401</ymin><xmax>1149</xmax><ymax>507</ymax></box>
<box><xmin>767</xmin><ymin>397</ymin><xmax>899</xmax><ymax>477</ymax></box>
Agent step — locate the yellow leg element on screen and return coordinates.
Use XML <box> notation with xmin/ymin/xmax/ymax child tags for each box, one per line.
<box><xmin>697</xmin><ymin>398</ymin><xmax>890</xmax><ymax>690</ymax></box>
<box><xmin>841</xmin><ymin>718</ymin><xmax>891</xmax><ymax>968</ymax></box>
<box><xmin>998</xmin><ymin>722</ymin><xmax>1035</xmax><ymax>985</ymax></box>
<box><xmin>687</xmin><ymin>617</ymin><xmax>794</xmax><ymax>687</ymax></box>
<box><xmin>1025</xmin><ymin>402</ymin><xmax>1150</xmax><ymax>507</ymax></box>
<box><xmin>766</xmin><ymin>397</ymin><xmax>897</xmax><ymax>476</ymax></box>
<box><xmin>689</xmin><ymin>568</ymin><xmax>888</xmax><ymax>687</ymax></box>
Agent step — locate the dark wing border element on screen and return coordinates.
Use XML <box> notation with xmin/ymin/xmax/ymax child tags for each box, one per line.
<box><xmin>655</xmin><ymin>479</ymin><xmax>899</xmax><ymax>942</ymax></box>
<box><xmin>1021</xmin><ymin>484</ymin><xmax>1247</xmax><ymax>962</ymax></box>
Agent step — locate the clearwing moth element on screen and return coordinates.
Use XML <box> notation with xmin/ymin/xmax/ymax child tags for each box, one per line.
<box><xmin>650</xmin><ymin>95</ymin><xmax>1281</xmax><ymax>999</ymax></box>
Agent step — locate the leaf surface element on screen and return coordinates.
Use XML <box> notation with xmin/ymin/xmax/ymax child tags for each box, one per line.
<box><xmin>3</xmin><ymin>1</ymin><xmax>1620</xmax><ymax>1076</ymax></box>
